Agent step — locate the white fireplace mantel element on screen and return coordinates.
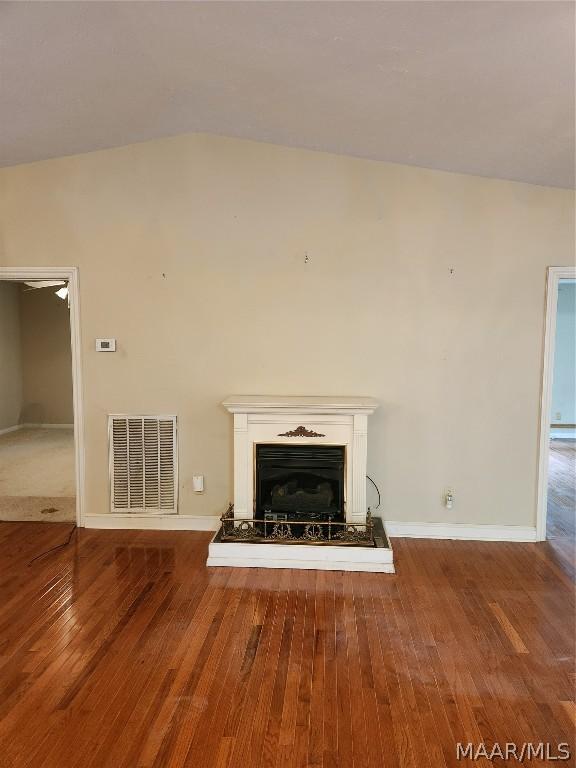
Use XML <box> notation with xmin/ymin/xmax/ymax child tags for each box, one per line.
<box><xmin>222</xmin><ymin>394</ymin><xmax>379</xmax><ymax>525</ymax></box>
<box><xmin>222</xmin><ymin>395</ymin><xmax>379</xmax><ymax>416</ymax></box>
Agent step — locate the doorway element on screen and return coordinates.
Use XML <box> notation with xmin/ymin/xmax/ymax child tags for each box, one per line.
<box><xmin>537</xmin><ymin>267</ymin><xmax>576</xmax><ymax>553</ymax></box>
<box><xmin>0</xmin><ymin>268</ymin><xmax>84</xmax><ymax>526</ymax></box>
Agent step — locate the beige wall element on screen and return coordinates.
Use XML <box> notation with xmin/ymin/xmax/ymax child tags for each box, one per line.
<box><xmin>0</xmin><ymin>282</ymin><xmax>22</xmax><ymax>430</ymax></box>
<box><xmin>0</xmin><ymin>133</ymin><xmax>573</xmax><ymax>526</ymax></box>
<box><xmin>19</xmin><ymin>285</ymin><xmax>73</xmax><ymax>424</ymax></box>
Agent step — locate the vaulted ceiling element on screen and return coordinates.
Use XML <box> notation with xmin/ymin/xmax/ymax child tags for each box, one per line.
<box><xmin>1</xmin><ymin>1</ymin><xmax>574</xmax><ymax>187</ymax></box>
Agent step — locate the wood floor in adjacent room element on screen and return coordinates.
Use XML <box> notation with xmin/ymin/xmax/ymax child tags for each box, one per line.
<box><xmin>547</xmin><ymin>439</ymin><xmax>576</xmax><ymax>582</ymax></box>
<box><xmin>0</xmin><ymin>517</ymin><xmax>574</xmax><ymax>768</ymax></box>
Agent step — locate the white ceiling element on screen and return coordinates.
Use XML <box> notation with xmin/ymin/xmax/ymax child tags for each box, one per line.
<box><xmin>1</xmin><ymin>1</ymin><xmax>574</xmax><ymax>187</ymax></box>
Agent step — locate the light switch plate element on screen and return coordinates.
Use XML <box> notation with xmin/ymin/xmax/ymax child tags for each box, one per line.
<box><xmin>96</xmin><ymin>338</ymin><xmax>116</xmax><ymax>352</ymax></box>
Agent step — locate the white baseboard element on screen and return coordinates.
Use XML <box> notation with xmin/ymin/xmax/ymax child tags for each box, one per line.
<box><xmin>0</xmin><ymin>425</ymin><xmax>21</xmax><ymax>436</ymax></box>
<box><xmin>384</xmin><ymin>521</ymin><xmax>537</xmax><ymax>542</ymax></box>
<box><xmin>0</xmin><ymin>424</ymin><xmax>74</xmax><ymax>436</ymax></box>
<box><xmin>83</xmin><ymin>515</ymin><xmax>536</xmax><ymax>543</ymax></box>
<box><xmin>84</xmin><ymin>513</ymin><xmax>220</xmax><ymax>531</ymax></box>
<box><xmin>207</xmin><ymin>538</ymin><xmax>395</xmax><ymax>572</ymax></box>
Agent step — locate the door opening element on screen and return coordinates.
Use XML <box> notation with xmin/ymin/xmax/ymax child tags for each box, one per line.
<box><xmin>536</xmin><ymin>267</ymin><xmax>576</xmax><ymax>545</ymax></box>
<box><xmin>0</xmin><ymin>268</ymin><xmax>84</xmax><ymax>527</ymax></box>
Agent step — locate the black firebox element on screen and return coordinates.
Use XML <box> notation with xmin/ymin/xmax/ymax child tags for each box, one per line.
<box><xmin>255</xmin><ymin>443</ymin><xmax>345</xmax><ymax>525</ymax></box>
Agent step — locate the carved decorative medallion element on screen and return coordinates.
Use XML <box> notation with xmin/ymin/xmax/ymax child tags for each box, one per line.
<box><xmin>277</xmin><ymin>425</ymin><xmax>325</xmax><ymax>438</ymax></box>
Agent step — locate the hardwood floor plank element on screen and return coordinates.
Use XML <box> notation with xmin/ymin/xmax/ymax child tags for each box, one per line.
<box><xmin>487</xmin><ymin>602</ymin><xmax>529</xmax><ymax>654</ymax></box>
<box><xmin>276</xmin><ymin>571</ymin><xmax>306</xmax><ymax>756</ymax></box>
<box><xmin>559</xmin><ymin>700</ymin><xmax>576</xmax><ymax>729</ymax></box>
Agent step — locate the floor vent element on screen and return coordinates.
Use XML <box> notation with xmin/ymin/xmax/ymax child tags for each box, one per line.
<box><xmin>109</xmin><ymin>415</ymin><xmax>178</xmax><ymax>514</ymax></box>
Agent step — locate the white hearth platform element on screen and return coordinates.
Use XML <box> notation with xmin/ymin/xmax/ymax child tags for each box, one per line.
<box><xmin>207</xmin><ymin>537</ymin><xmax>395</xmax><ymax>573</ymax></box>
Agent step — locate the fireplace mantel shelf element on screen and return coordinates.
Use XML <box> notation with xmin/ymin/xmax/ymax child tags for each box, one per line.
<box><xmin>222</xmin><ymin>395</ymin><xmax>379</xmax><ymax>415</ymax></box>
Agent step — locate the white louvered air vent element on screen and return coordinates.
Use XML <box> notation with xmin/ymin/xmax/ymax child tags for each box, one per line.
<box><xmin>109</xmin><ymin>415</ymin><xmax>178</xmax><ymax>514</ymax></box>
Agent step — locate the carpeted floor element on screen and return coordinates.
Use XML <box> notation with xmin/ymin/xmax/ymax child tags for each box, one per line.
<box><xmin>0</xmin><ymin>427</ymin><xmax>75</xmax><ymax>522</ymax></box>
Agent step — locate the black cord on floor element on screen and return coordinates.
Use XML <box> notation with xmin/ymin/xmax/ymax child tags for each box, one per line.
<box><xmin>366</xmin><ymin>474</ymin><xmax>381</xmax><ymax>509</ymax></box>
<box><xmin>28</xmin><ymin>524</ymin><xmax>77</xmax><ymax>566</ymax></box>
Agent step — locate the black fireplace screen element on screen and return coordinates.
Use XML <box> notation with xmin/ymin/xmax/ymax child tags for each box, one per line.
<box><xmin>255</xmin><ymin>444</ymin><xmax>345</xmax><ymax>523</ymax></box>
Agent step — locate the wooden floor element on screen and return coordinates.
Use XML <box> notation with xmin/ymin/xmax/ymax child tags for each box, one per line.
<box><xmin>547</xmin><ymin>439</ymin><xmax>576</xmax><ymax>583</ymax></box>
<box><xmin>0</xmin><ymin>512</ymin><xmax>574</xmax><ymax>766</ymax></box>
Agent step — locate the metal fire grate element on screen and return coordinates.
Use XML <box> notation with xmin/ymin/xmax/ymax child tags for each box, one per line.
<box><xmin>218</xmin><ymin>504</ymin><xmax>376</xmax><ymax>546</ymax></box>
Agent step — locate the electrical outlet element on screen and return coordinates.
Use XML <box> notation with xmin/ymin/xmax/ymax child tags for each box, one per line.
<box><xmin>555</xmin><ymin>412</ymin><xmax>562</xmax><ymax>421</ymax></box>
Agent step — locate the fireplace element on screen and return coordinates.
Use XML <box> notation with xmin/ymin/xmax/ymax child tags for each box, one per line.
<box><xmin>208</xmin><ymin>396</ymin><xmax>394</xmax><ymax>573</ymax></box>
<box><xmin>255</xmin><ymin>444</ymin><xmax>345</xmax><ymax>533</ymax></box>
